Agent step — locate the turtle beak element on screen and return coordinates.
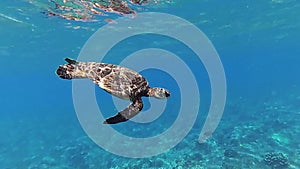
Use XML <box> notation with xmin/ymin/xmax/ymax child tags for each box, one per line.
<box><xmin>165</xmin><ymin>91</ymin><xmax>170</xmax><ymax>97</ymax></box>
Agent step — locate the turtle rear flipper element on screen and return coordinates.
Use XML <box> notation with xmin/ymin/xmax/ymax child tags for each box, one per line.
<box><xmin>56</xmin><ymin>66</ymin><xmax>73</xmax><ymax>79</ymax></box>
<box><xmin>65</xmin><ymin>58</ymin><xmax>78</xmax><ymax>65</ymax></box>
<box><xmin>56</xmin><ymin>58</ymin><xmax>78</xmax><ymax>79</ymax></box>
<box><xmin>56</xmin><ymin>58</ymin><xmax>89</xmax><ymax>79</ymax></box>
<box><xmin>104</xmin><ymin>98</ymin><xmax>143</xmax><ymax>124</ymax></box>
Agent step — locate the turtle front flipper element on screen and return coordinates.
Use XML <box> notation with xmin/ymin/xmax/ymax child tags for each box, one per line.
<box><xmin>104</xmin><ymin>98</ymin><xmax>143</xmax><ymax>124</ymax></box>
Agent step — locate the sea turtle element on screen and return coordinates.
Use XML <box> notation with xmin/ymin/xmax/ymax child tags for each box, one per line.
<box><xmin>56</xmin><ymin>58</ymin><xmax>170</xmax><ymax>124</ymax></box>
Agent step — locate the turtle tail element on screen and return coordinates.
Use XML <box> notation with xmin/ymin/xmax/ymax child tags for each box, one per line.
<box><xmin>56</xmin><ymin>58</ymin><xmax>87</xmax><ymax>79</ymax></box>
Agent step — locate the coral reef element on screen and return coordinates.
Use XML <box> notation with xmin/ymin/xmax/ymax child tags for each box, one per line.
<box><xmin>264</xmin><ymin>152</ymin><xmax>289</xmax><ymax>169</ymax></box>
<box><xmin>224</xmin><ymin>149</ymin><xmax>238</xmax><ymax>158</ymax></box>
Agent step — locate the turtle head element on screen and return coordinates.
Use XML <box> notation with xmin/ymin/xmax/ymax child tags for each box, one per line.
<box><xmin>147</xmin><ymin>87</ymin><xmax>170</xmax><ymax>99</ymax></box>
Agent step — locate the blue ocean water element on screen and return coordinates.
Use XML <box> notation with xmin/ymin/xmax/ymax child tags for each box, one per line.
<box><xmin>1</xmin><ymin>0</ymin><xmax>300</xmax><ymax>168</ymax></box>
